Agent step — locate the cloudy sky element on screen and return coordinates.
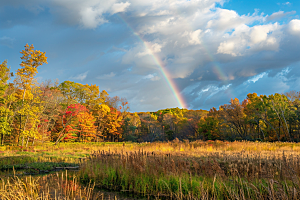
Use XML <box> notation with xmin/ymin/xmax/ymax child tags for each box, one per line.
<box><xmin>1</xmin><ymin>0</ymin><xmax>300</xmax><ymax>111</ymax></box>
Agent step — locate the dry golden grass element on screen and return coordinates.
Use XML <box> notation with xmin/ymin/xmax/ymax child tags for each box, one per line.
<box><xmin>0</xmin><ymin>171</ymin><xmax>118</xmax><ymax>200</ymax></box>
<box><xmin>2</xmin><ymin>140</ymin><xmax>300</xmax><ymax>199</ymax></box>
<box><xmin>79</xmin><ymin>140</ymin><xmax>300</xmax><ymax>199</ymax></box>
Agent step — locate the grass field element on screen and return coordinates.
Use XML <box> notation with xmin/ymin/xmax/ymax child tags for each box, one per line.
<box><xmin>1</xmin><ymin>140</ymin><xmax>300</xmax><ymax>199</ymax></box>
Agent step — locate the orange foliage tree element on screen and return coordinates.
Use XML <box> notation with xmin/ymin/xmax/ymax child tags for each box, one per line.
<box><xmin>61</xmin><ymin>103</ymin><xmax>96</xmax><ymax>142</ymax></box>
<box><xmin>103</xmin><ymin>107</ymin><xmax>123</xmax><ymax>142</ymax></box>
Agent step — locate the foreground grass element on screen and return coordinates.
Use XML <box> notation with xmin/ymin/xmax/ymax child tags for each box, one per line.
<box><xmin>1</xmin><ymin>140</ymin><xmax>300</xmax><ymax>199</ymax></box>
<box><xmin>0</xmin><ymin>171</ymin><xmax>110</xmax><ymax>200</ymax></box>
<box><xmin>78</xmin><ymin>141</ymin><xmax>300</xmax><ymax>199</ymax></box>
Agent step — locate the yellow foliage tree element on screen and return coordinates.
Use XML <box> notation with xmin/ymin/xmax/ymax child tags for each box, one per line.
<box><xmin>14</xmin><ymin>44</ymin><xmax>47</xmax><ymax>146</ymax></box>
<box><xmin>15</xmin><ymin>44</ymin><xmax>47</xmax><ymax>101</ymax></box>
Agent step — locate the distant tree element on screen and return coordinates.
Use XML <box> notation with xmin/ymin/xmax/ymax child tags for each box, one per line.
<box><xmin>198</xmin><ymin>107</ymin><xmax>221</xmax><ymax>140</ymax></box>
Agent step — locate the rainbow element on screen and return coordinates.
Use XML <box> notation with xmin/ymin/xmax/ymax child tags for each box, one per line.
<box><xmin>142</xmin><ymin>42</ymin><xmax>187</xmax><ymax>109</ymax></box>
<box><xmin>199</xmin><ymin>42</ymin><xmax>235</xmax><ymax>99</ymax></box>
<box><xmin>167</xmin><ymin>3</ymin><xmax>234</xmax><ymax>99</ymax></box>
<box><xmin>117</xmin><ymin>14</ymin><xmax>187</xmax><ymax>109</ymax></box>
<box><xmin>211</xmin><ymin>63</ymin><xmax>234</xmax><ymax>99</ymax></box>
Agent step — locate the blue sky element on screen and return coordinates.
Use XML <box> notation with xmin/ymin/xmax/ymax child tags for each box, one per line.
<box><xmin>0</xmin><ymin>0</ymin><xmax>300</xmax><ymax>111</ymax></box>
<box><xmin>222</xmin><ymin>0</ymin><xmax>298</xmax><ymax>15</ymax></box>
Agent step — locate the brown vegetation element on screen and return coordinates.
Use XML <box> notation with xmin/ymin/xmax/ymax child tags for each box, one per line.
<box><xmin>76</xmin><ymin>140</ymin><xmax>300</xmax><ymax>199</ymax></box>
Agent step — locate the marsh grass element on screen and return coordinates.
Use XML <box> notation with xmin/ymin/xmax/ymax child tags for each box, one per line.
<box><xmin>78</xmin><ymin>141</ymin><xmax>300</xmax><ymax>199</ymax></box>
<box><xmin>2</xmin><ymin>141</ymin><xmax>300</xmax><ymax>199</ymax></box>
<box><xmin>0</xmin><ymin>170</ymin><xmax>116</xmax><ymax>200</ymax></box>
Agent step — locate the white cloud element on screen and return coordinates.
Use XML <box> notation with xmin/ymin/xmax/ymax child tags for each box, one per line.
<box><xmin>97</xmin><ymin>72</ymin><xmax>116</xmax><ymax>79</ymax></box>
<box><xmin>188</xmin><ymin>29</ymin><xmax>202</xmax><ymax>45</ymax></box>
<box><xmin>206</xmin><ymin>9</ymin><xmax>259</xmax><ymax>32</ymax></box>
<box><xmin>246</xmin><ymin>72</ymin><xmax>268</xmax><ymax>83</ymax></box>
<box><xmin>136</xmin><ymin>42</ymin><xmax>163</xmax><ymax>57</ymax></box>
<box><xmin>288</xmin><ymin>19</ymin><xmax>300</xmax><ymax>36</ymax></box>
<box><xmin>79</xmin><ymin>6</ymin><xmax>107</xmax><ymax>29</ymax></box>
<box><xmin>198</xmin><ymin>84</ymin><xmax>232</xmax><ymax>102</ymax></box>
<box><xmin>120</xmin><ymin>2</ymin><xmax>279</xmax><ymax>79</ymax></box>
<box><xmin>111</xmin><ymin>2</ymin><xmax>130</xmax><ymax>14</ymax></box>
<box><xmin>217</xmin><ymin>40</ymin><xmax>241</xmax><ymax>56</ymax></box>
<box><xmin>143</xmin><ymin>73</ymin><xmax>160</xmax><ymax>81</ymax></box>
<box><xmin>40</xmin><ymin>0</ymin><xmax>299</xmax><ymax>110</ymax></box>
<box><xmin>20</xmin><ymin>0</ymin><xmax>286</xmax><ymax>80</ymax></box>
<box><xmin>276</xmin><ymin>67</ymin><xmax>291</xmax><ymax>77</ymax></box>
<box><xmin>217</xmin><ymin>23</ymin><xmax>281</xmax><ymax>56</ymax></box>
<box><xmin>70</xmin><ymin>71</ymin><xmax>89</xmax><ymax>81</ymax></box>
<box><xmin>4</xmin><ymin>0</ymin><xmax>300</xmax><ymax>111</ymax></box>
<box><xmin>50</xmin><ymin>0</ymin><xmax>130</xmax><ymax>29</ymax></box>
<box><xmin>143</xmin><ymin>74</ymin><xmax>155</xmax><ymax>79</ymax></box>
<box><xmin>250</xmin><ymin>24</ymin><xmax>279</xmax><ymax>44</ymax></box>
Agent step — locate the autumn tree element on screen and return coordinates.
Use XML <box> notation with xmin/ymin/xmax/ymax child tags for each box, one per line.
<box><xmin>36</xmin><ymin>81</ymin><xmax>64</xmax><ymax>143</ymax></box>
<box><xmin>58</xmin><ymin>81</ymin><xmax>107</xmax><ymax>109</ymax></box>
<box><xmin>103</xmin><ymin>107</ymin><xmax>123</xmax><ymax>142</ymax></box>
<box><xmin>13</xmin><ymin>44</ymin><xmax>47</xmax><ymax>146</ymax></box>
<box><xmin>15</xmin><ymin>44</ymin><xmax>47</xmax><ymax>102</ymax></box>
<box><xmin>285</xmin><ymin>91</ymin><xmax>300</xmax><ymax>141</ymax></box>
<box><xmin>182</xmin><ymin>109</ymin><xmax>208</xmax><ymax>140</ymax></box>
<box><xmin>57</xmin><ymin>103</ymin><xmax>96</xmax><ymax>143</ymax></box>
<box><xmin>217</xmin><ymin>98</ymin><xmax>251</xmax><ymax>140</ymax></box>
<box><xmin>137</xmin><ymin>112</ymin><xmax>162</xmax><ymax>142</ymax></box>
<box><xmin>198</xmin><ymin>107</ymin><xmax>222</xmax><ymax>140</ymax></box>
<box><xmin>122</xmin><ymin>112</ymin><xmax>141</xmax><ymax>141</ymax></box>
<box><xmin>247</xmin><ymin>93</ymin><xmax>289</xmax><ymax>141</ymax></box>
<box><xmin>0</xmin><ymin>60</ymin><xmax>13</xmax><ymax>145</ymax></box>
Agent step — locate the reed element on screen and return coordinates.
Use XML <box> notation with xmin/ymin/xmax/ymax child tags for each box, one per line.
<box><xmin>0</xmin><ymin>170</ymin><xmax>118</xmax><ymax>200</ymax></box>
<box><xmin>78</xmin><ymin>141</ymin><xmax>300</xmax><ymax>199</ymax></box>
<box><xmin>2</xmin><ymin>140</ymin><xmax>300</xmax><ymax>199</ymax></box>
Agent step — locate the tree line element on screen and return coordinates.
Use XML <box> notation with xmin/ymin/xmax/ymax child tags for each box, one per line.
<box><xmin>198</xmin><ymin>92</ymin><xmax>300</xmax><ymax>142</ymax></box>
<box><xmin>1</xmin><ymin>44</ymin><xmax>299</xmax><ymax>146</ymax></box>
<box><xmin>0</xmin><ymin>44</ymin><xmax>127</xmax><ymax>145</ymax></box>
<box><xmin>0</xmin><ymin>44</ymin><xmax>207</xmax><ymax>146</ymax></box>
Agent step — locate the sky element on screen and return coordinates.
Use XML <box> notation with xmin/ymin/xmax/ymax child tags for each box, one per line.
<box><xmin>0</xmin><ymin>0</ymin><xmax>300</xmax><ymax>112</ymax></box>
